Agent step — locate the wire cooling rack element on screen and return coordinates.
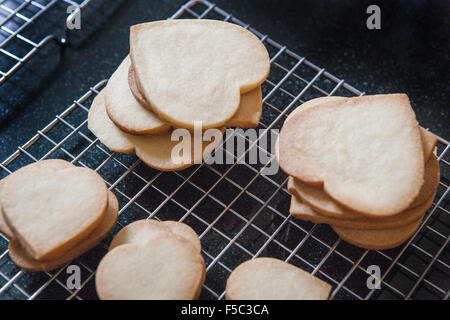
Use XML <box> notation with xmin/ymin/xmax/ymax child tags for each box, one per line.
<box><xmin>0</xmin><ymin>0</ymin><xmax>94</xmax><ymax>85</ymax></box>
<box><xmin>0</xmin><ymin>0</ymin><xmax>449</xmax><ymax>300</ymax></box>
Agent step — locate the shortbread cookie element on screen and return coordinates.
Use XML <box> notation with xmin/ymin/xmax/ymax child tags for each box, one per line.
<box><xmin>163</xmin><ymin>221</ymin><xmax>201</xmax><ymax>253</ymax></box>
<box><xmin>96</xmin><ymin>234</ymin><xmax>205</xmax><ymax>300</ymax></box>
<box><xmin>278</xmin><ymin>94</ymin><xmax>424</xmax><ymax>216</ymax></box>
<box><xmin>226</xmin><ymin>257</ymin><xmax>331</xmax><ymax>300</ymax></box>
<box><xmin>278</xmin><ymin>126</ymin><xmax>437</xmax><ymax>220</ymax></box>
<box><xmin>88</xmin><ymin>91</ymin><xmax>135</xmax><ymax>153</ymax></box>
<box><xmin>9</xmin><ymin>191</ymin><xmax>118</xmax><ymax>272</ymax></box>
<box><xmin>129</xmin><ymin>20</ymin><xmax>270</xmax><ymax>129</ymax></box>
<box><xmin>88</xmin><ymin>91</ymin><xmax>225</xmax><ymax>171</ymax></box>
<box><xmin>108</xmin><ymin>219</ymin><xmax>171</xmax><ymax>251</ymax></box>
<box><xmin>286</xmin><ymin>97</ymin><xmax>437</xmax><ymax>162</ymax></box>
<box><xmin>332</xmin><ymin>218</ymin><xmax>422</xmax><ymax>250</ymax></box>
<box><xmin>0</xmin><ymin>160</ymin><xmax>74</xmax><ymax>239</ymax></box>
<box><xmin>1</xmin><ymin>163</ymin><xmax>108</xmax><ymax>261</ymax></box>
<box><xmin>128</xmin><ymin>66</ymin><xmax>262</xmax><ymax>128</ymax></box>
<box><xmin>105</xmin><ymin>57</ymin><xmax>170</xmax><ymax>135</ymax></box>
<box><xmin>289</xmin><ymin>191</ymin><xmax>435</xmax><ymax>230</ymax></box>
<box><xmin>288</xmin><ymin>154</ymin><xmax>439</xmax><ymax>218</ymax></box>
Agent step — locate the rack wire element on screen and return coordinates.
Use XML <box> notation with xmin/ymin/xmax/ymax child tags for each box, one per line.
<box><xmin>0</xmin><ymin>0</ymin><xmax>448</xmax><ymax>300</ymax></box>
<box><xmin>0</xmin><ymin>0</ymin><xmax>95</xmax><ymax>85</ymax></box>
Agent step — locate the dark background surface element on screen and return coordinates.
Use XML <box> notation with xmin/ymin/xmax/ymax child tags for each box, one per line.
<box><xmin>0</xmin><ymin>0</ymin><xmax>449</xmax><ymax>159</ymax></box>
<box><xmin>0</xmin><ymin>0</ymin><xmax>449</xmax><ymax>301</ymax></box>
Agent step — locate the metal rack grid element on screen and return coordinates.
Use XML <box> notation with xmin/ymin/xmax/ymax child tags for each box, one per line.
<box><xmin>0</xmin><ymin>0</ymin><xmax>94</xmax><ymax>85</ymax></box>
<box><xmin>0</xmin><ymin>0</ymin><xmax>448</xmax><ymax>300</ymax></box>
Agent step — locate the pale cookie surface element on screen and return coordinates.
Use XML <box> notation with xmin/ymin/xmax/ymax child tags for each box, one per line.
<box><xmin>278</xmin><ymin>94</ymin><xmax>424</xmax><ymax>216</ymax></box>
<box><xmin>9</xmin><ymin>191</ymin><xmax>118</xmax><ymax>272</ymax></box>
<box><xmin>162</xmin><ymin>221</ymin><xmax>201</xmax><ymax>253</ymax></box>
<box><xmin>108</xmin><ymin>219</ymin><xmax>171</xmax><ymax>251</ymax></box>
<box><xmin>130</xmin><ymin>20</ymin><xmax>270</xmax><ymax>129</ymax></box>
<box><xmin>226</xmin><ymin>257</ymin><xmax>331</xmax><ymax>300</ymax></box>
<box><xmin>332</xmin><ymin>218</ymin><xmax>422</xmax><ymax>250</ymax></box>
<box><xmin>88</xmin><ymin>91</ymin><xmax>225</xmax><ymax>171</ymax></box>
<box><xmin>96</xmin><ymin>234</ymin><xmax>205</xmax><ymax>300</ymax></box>
<box><xmin>288</xmin><ymin>154</ymin><xmax>439</xmax><ymax>218</ymax></box>
<box><xmin>105</xmin><ymin>57</ymin><xmax>170</xmax><ymax>135</ymax></box>
<box><xmin>1</xmin><ymin>164</ymin><xmax>108</xmax><ymax>261</ymax></box>
<box><xmin>286</xmin><ymin>96</ymin><xmax>346</xmax><ymax>121</ymax></box>
<box><xmin>129</xmin><ymin>66</ymin><xmax>263</xmax><ymax>128</ymax></box>
<box><xmin>0</xmin><ymin>159</ymin><xmax>74</xmax><ymax>239</ymax></box>
<box><xmin>286</xmin><ymin>97</ymin><xmax>436</xmax><ymax>162</ymax></box>
<box><xmin>88</xmin><ymin>90</ymin><xmax>135</xmax><ymax>153</ymax></box>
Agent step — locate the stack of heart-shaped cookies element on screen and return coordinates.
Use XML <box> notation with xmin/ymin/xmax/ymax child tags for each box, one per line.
<box><xmin>88</xmin><ymin>19</ymin><xmax>270</xmax><ymax>171</ymax></box>
<box><xmin>96</xmin><ymin>219</ymin><xmax>205</xmax><ymax>300</ymax></box>
<box><xmin>0</xmin><ymin>160</ymin><xmax>118</xmax><ymax>271</ymax></box>
<box><xmin>277</xmin><ymin>94</ymin><xmax>440</xmax><ymax>250</ymax></box>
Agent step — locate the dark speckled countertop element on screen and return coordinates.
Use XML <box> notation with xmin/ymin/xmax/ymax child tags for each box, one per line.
<box><xmin>0</xmin><ymin>0</ymin><xmax>449</xmax><ymax>301</ymax></box>
<box><xmin>0</xmin><ymin>0</ymin><xmax>449</xmax><ymax>160</ymax></box>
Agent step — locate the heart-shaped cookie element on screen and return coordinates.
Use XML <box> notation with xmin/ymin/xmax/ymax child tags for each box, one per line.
<box><xmin>96</xmin><ymin>234</ymin><xmax>205</xmax><ymax>300</ymax></box>
<box><xmin>129</xmin><ymin>20</ymin><xmax>270</xmax><ymax>129</ymax></box>
<box><xmin>1</xmin><ymin>163</ymin><xmax>108</xmax><ymax>261</ymax></box>
<box><xmin>284</xmin><ymin>96</ymin><xmax>437</xmax><ymax>164</ymax></box>
<box><xmin>128</xmin><ymin>65</ymin><xmax>263</xmax><ymax>129</ymax></box>
<box><xmin>279</xmin><ymin>94</ymin><xmax>424</xmax><ymax>216</ymax></box>
<box><xmin>9</xmin><ymin>191</ymin><xmax>118</xmax><ymax>272</ymax></box>
<box><xmin>226</xmin><ymin>257</ymin><xmax>331</xmax><ymax>300</ymax></box>
<box><xmin>0</xmin><ymin>159</ymin><xmax>74</xmax><ymax>239</ymax></box>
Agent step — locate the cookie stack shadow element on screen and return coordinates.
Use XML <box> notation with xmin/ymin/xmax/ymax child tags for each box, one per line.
<box><xmin>0</xmin><ymin>160</ymin><xmax>118</xmax><ymax>272</ymax></box>
<box><xmin>277</xmin><ymin>95</ymin><xmax>440</xmax><ymax>250</ymax></box>
<box><xmin>88</xmin><ymin>20</ymin><xmax>270</xmax><ymax>172</ymax></box>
